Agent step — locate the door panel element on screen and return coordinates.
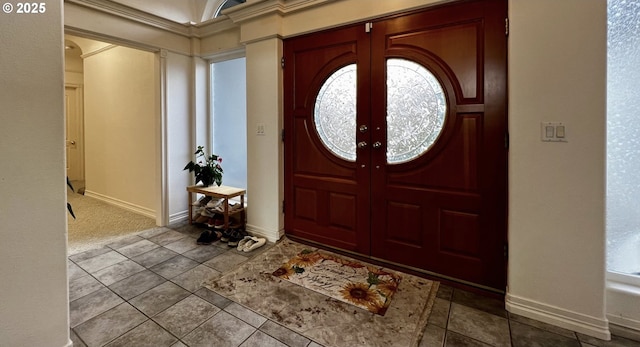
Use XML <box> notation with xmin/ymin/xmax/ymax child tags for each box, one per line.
<box><xmin>370</xmin><ymin>0</ymin><xmax>507</xmax><ymax>290</ymax></box>
<box><xmin>388</xmin><ymin>22</ymin><xmax>482</xmax><ymax>101</ymax></box>
<box><xmin>284</xmin><ymin>0</ymin><xmax>507</xmax><ymax>290</ymax></box>
<box><xmin>292</xmin><ymin>117</ymin><xmax>354</xmax><ymax>177</ymax></box>
<box><xmin>386</xmin><ymin>114</ymin><xmax>481</xmax><ymax>190</ymax></box>
<box><xmin>284</xmin><ymin>24</ymin><xmax>372</xmax><ymax>254</ymax></box>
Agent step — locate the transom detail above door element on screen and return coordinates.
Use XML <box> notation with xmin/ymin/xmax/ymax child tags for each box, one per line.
<box><xmin>313</xmin><ymin>59</ymin><xmax>447</xmax><ymax>164</ymax></box>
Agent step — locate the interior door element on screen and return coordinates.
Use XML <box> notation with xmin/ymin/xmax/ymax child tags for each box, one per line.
<box><xmin>284</xmin><ymin>0</ymin><xmax>507</xmax><ymax>290</ymax></box>
<box><xmin>65</xmin><ymin>86</ymin><xmax>83</xmax><ymax>182</ymax></box>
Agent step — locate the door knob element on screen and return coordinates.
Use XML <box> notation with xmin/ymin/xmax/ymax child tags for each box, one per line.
<box><xmin>372</xmin><ymin>141</ymin><xmax>382</xmax><ymax>149</ymax></box>
<box><xmin>357</xmin><ymin>141</ymin><xmax>368</xmax><ymax>149</ymax></box>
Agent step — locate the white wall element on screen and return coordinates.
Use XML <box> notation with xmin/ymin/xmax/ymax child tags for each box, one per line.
<box><xmin>506</xmin><ymin>0</ymin><xmax>609</xmax><ymax>340</ymax></box>
<box><xmin>194</xmin><ymin>56</ymin><xmax>209</xmax><ymax>161</ymax></box>
<box><xmin>164</xmin><ymin>51</ymin><xmax>194</xmax><ymax>223</ymax></box>
<box><xmin>0</xmin><ymin>1</ymin><xmax>71</xmax><ymax>346</ymax></box>
<box><xmin>245</xmin><ymin>38</ymin><xmax>284</xmax><ymax>241</ymax></box>
<box><xmin>83</xmin><ymin>45</ymin><xmax>157</xmax><ymax>217</ymax></box>
<box><xmin>64</xmin><ymin>38</ymin><xmax>83</xmax><ymax>85</ymax></box>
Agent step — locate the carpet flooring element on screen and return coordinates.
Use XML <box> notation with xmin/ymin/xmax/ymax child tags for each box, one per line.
<box><xmin>67</xmin><ymin>191</ymin><xmax>157</xmax><ymax>255</ymax></box>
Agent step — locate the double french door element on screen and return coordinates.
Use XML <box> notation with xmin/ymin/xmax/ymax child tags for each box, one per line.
<box><xmin>284</xmin><ymin>0</ymin><xmax>508</xmax><ymax>290</ymax></box>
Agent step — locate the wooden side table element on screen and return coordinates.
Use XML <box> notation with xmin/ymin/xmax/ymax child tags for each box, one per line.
<box><xmin>187</xmin><ymin>185</ymin><xmax>246</xmax><ymax>229</ymax></box>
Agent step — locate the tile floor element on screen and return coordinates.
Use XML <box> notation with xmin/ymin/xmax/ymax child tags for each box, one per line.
<box><xmin>68</xmin><ymin>222</ymin><xmax>640</xmax><ymax>347</ymax></box>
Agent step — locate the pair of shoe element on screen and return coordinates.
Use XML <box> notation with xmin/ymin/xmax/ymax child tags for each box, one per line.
<box><xmin>204</xmin><ymin>199</ymin><xmax>223</xmax><ymax>213</ymax></box>
<box><xmin>193</xmin><ymin>196</ymin><xmax>212</xmax><ymax>207</ymax></box>
<box><xmin>210</xmin><ymin>202</ymin><xmax>242</xmax><ymax>214</ymax></box>
<box><xmin>200</xmin><ymin>208</ymin><xmax>216</xmax><ymax>218</ymax></box>
<box><xmin>194</xmin><ymin>214</ymin><xmax>209</xmax><ymax>224</ymax></box>
<box><xmin>206</xmin><ymin>215</ymin><xmax>225</xmax><ymax>229</ymax></box>
<box><xmin>237</xmin><ymin>236</ymin><xmax>266</xmax><ymax>252</ymax></box>
<box><xmin>223</xmin><ymin>228</ymin><xmax>246</xmax><ymax>247</ymax></box>
<box><xmin>196</xmin><ymin>230</ymin><xmax>221</xmax><ymax>245</ymax></box>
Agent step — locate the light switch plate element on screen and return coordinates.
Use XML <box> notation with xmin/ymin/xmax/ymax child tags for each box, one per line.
<box><xmin>541</xmin><ymin>122</ymin><xmax>567</xmax><ymax>142</ymax></box>
<box><xmin>256</xmin><ymin>123</ymin><xmax>265</xmax><ymax>136</ymax></box>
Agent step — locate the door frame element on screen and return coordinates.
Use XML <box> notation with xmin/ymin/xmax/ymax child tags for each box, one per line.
<box><xmin>65</xmin><ymin>30</ymin><xmax>166</xmax><ymax>226</ymax></box>
<box><xmin>65</xmin><ymin>83</ymin><xmax>85</xmax><ymax>183</ymax></box>
<box><xmin>283</xmin><ymin>0</ymin><xmax>508</xmax><ymax>292</ymax></box>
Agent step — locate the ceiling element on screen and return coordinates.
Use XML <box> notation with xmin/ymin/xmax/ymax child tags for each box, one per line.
<box><xmin>63</xmin><ymin>1</ymin><xmax>245</xmax><ymax>53</ymax></box>
<box><xmin>108</xmin><ymin>0</ymin><xmax>246</xmax><ymax>24</ymax></box>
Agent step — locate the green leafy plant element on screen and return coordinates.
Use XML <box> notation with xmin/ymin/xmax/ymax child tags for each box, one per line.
<box><xmin>183</xmin><ymin>145</ymin><xmax>223</xmax><ymax>187</ymax></box>
<box><xmin>67</xmin><ymin>177</ymin><xmax>76</xmax><ymax>219</ymax></box>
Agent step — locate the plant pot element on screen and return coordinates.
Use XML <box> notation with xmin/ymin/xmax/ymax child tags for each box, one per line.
<box><xmin>201</xmin><ymin>178</ymin><xmax>214</xmax><ymax>187</ymax></box>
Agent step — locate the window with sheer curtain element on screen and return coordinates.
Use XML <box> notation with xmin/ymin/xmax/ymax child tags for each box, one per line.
<box><xmin>606</xmin><ymin>0</ymin><xmax>640</xmax><ymax>277</ymax></box>
<box><xmin>211</xmin><ymin>57</ymin><xmax>247</xmax><ymax>190</ymax></box>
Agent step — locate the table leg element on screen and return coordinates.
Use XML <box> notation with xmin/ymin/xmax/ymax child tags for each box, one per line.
<box><xmin>240</xmin><ymin>194</ymin><xmax>245</xmax><ymax>230</ymax></box>
<box><xmin>188</xmin><ymin>191</ymin><xmax>193</xmax><ymax>225</ymax></box>
<box><xmin>223</xmin><ymin>199</ymin><xmax>229</xmax><ymax>229</ymax></box>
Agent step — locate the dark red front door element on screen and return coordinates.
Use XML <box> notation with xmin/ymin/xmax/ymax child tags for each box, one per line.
<box><xmin>284</xmin><ymin>0</ymin><xmax>508</xmax><ymax>290</ymax></box>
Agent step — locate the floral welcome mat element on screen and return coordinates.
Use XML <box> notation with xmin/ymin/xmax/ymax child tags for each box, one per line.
<box><xmin>272</xmin><ymin>249</ymin><xmax>402</xmax><ymax>315</ymax></box>
<box><xmin>205</xmin><ymin>238</ymin><xmax>439</xmax><ymax>347</ymax></box>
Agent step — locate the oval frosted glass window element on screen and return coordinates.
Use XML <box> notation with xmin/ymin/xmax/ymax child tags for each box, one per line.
<box><xmin>387</xmin><ymin>59</ymin><xmax>447</xmax><ymax>164</ymax></box>
<box><xmin>314</xmin><ymin>64</ymin><xmax>357</xmax><ymax>161</ymax></box>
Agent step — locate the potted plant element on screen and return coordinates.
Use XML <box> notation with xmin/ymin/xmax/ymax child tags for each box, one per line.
<box><xmin>184</xmin><ymin>145</ymin><xmax>223</xmax><ymax>187</ymax></box>
<box><xmin>67</xmin><ymin>177</ymin><xmax>76</xmax><ymax>219</ymax></box>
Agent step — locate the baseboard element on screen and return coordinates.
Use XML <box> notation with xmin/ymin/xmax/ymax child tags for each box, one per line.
<box><xmin>246</xmin><ymin>223</ymin><xmax>283</xmax><ymax>243</ymax></box>
<box><xmin>84</xmin><ymin>190</ymin><xmax>155</xmax><ymax>219</ymax></box>
<box><xmin>606</xmin><ymin>274</ymin><xmax>640</xmax><ymax>333</ymax></box>
<box><xmin>609</xmin><ymin>323</ymin><xmax>640</xmax><ymax>343</ymax></box>
<box><xmin>608</xmin><ymin>315</ymin><xmax>640</xmax><ymax>333</ymax></box>
<box><xmin>169</xmin><ymin>210</ymin><xmax>189</xmax><ymax>224</ymax></box>
<box><xmin>505</xmin><ymin>293</ymin><xmax>611</xmax><ymax>340</ymax></box>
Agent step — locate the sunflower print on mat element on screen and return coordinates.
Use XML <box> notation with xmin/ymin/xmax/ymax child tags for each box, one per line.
<box><xmin>287</xmin><ymin>250</ymin><xmax>323</xmax><ymax>267</ymax></box>
<box><xmin>340</xmin><ymin>282</ymin><xmax>384</xmax><ymax>312</ymax></box>
<box><xmin>272</xmin><ymin>249</ymin><xmax>402</xmax><ymax>315</ymax></box>
<box><xmin>272</xmin><ymin>265</ymin><xmax>295</xmax><ymax>279</ymax></box>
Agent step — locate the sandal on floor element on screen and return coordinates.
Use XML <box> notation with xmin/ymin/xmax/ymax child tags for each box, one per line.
<box><xmin>243</xmin><ymin>237</ymin><xmax>266</xmax><ymax>252</ymax></box>
<box><xmin>236</xmin><ymin>236</ymin><xmax>253</xmax><ymax>251</ymax></box>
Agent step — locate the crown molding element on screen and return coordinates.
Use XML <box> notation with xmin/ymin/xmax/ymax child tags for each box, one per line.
<box><xmin>224</xmin><ymin>0</ymin><xmax>337</xmax><ymax>24</ymax></box>
<box><xmin>80</xmin><ymin>44</ymin><xmax>117</xmax><ymax>59</ymax></box>
<box><xmin>65</xmin><ymin>27</ymin><xmax>165</xmax><ymax>54</ymax></box>
<box><xmin>64</xmin><ymin>0</ymin><xmax>193</xmax><ymax>37</ymax></box>
<box><xmin>194</xmin><ymin>17</ymin><xmax>238</xmax><ymax>38</ymax></box>
<box><xmin>64</xmin><ymin>0</ymin><xmax>341</xmax><ymax>46</ymax></box>
<box><xmin>223</xmin><ymin>0</ymin><xmax>284</xmax><ymax>23</ymax></box>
